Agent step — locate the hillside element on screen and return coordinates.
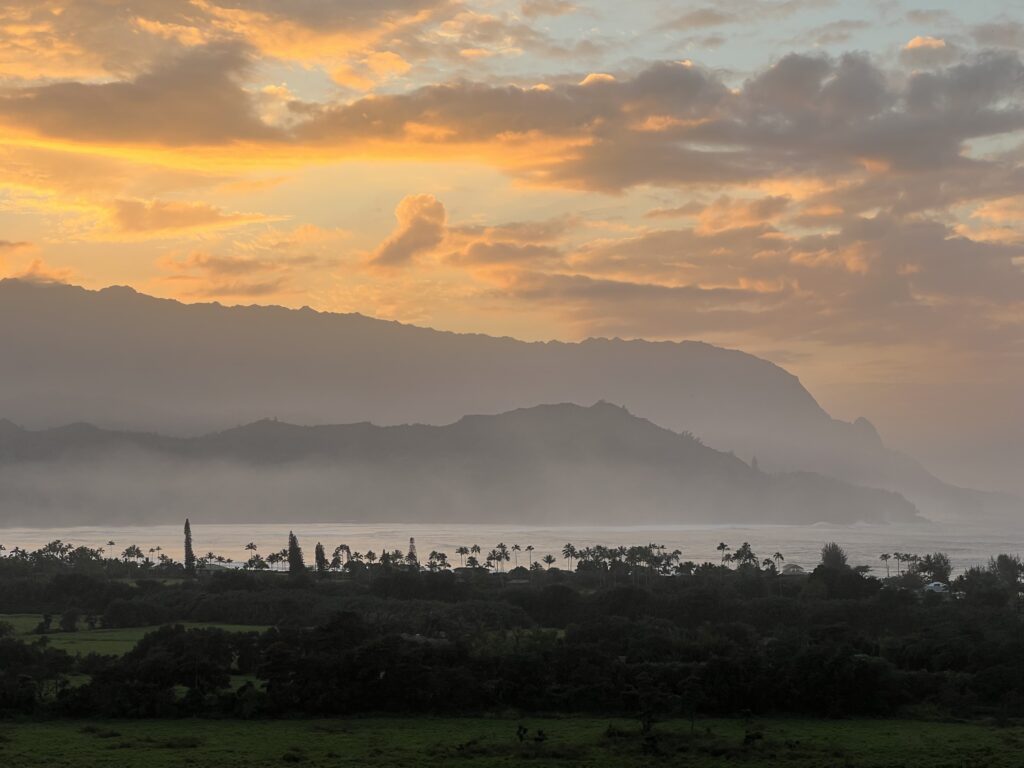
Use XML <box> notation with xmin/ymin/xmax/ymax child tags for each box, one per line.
<box><xmin>0</xmin><ymin>403</ymin><xmax>921</xmax><ymax>526</ymax></box>
<box><xmin>0</xmin><ymin>279</ymin><xmax>1014</xmax><ymax>520</ymax></box>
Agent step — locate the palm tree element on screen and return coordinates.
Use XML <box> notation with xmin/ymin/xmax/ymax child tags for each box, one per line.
<box><xmin>893</xmin><ymin>552</ymin><xmax>904</xmax><ymax>575</ymax></box>
<box><xmin>562</xmin><ymin>543</ymin><xmax>577</xmax><ymax>571</ymax></box>
<box><xmin>879</xmin><ymin>553</ymin><xmax>892</xmax><ymax>578</ymax></box>
<box><xmin>496</xmin><ymin>543</ymin><xmax>510</xmax><ymax>573</ymax></box>
<box><xmin>512</xmin><ymin>544</ymin><xmax>521</xmax><ymax>568</ymax></box>
<box><xmin>773</xmin><ymin>552</ymin><xmax>785</xmax><ymax>570</ymax></box>
<box><xmin>542</xmin><ymin>553</ymin><xmax>556</xmax><ymax>569</ymax></box>
<box><xmin>470</xmin><ymin>544</ymin><xmax>482</xmax><ymax>558</ymax></box>
<box><xmin>456</xmin><ymin>546</ymin><xmax>470</xmax><ymax>567</ymax></box>
<box><xmin>246</xmin><ymin>553</ymin><xmax>268</xmax><ymax>570</ymax></box>
<box><xmin>525</xmin><ymin>545</ymin><xmax>535</xmax><ymax>568</ymax></box>
<box><xmin>733</xmin><ymin>542</ymin><xmax>757</xmax><ymax>568</ymax></box>
<box><xmin>716</xmin><ymin>542</ymin><xmax>730</xmax><ymax>565</ymax></box>
<box><xmin>245</xmin><ymin>542</ymin><xmax>258</xmax><ymax>554</ymax></box>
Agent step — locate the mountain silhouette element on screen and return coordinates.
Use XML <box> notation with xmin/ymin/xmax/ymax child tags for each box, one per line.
<box><xmin>0</xmin><ymin>403</ymin><xmax>921</xmax><ymax>526</ymax></box>
<box><xmin>0</xmin><ymin>279</ymin><xmax>1015</xmax><ymax>520</ymax></box>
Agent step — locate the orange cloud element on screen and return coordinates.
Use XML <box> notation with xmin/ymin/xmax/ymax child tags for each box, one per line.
<box><xmin>904</xmin><ymin>35</ymin><xmax>946</xmax><ymax>50</ymax></box>
<box><xmin>370</xmin><ymin>194</ymin><xmax>447</xmax><ymax>267</ymax></box>
<box><xmin>695</xmin><ymin>195</ymin><xmax>791</xmax><ymax>235</ymax></box>
<box><xmin>109</xmin><ymin>198</ymin><xmax>280</xmax><ymax>236</ymax></box>
<box><xmin>6</xmin><ymin>257</ymin><xmax>73</xmax><ymax>284</ymax></box>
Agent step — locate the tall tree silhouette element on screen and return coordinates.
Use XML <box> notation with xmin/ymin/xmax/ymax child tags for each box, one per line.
<box><xmin>562</xmin><ymin>543</ymin><xmax>577</xmax><ymax>570</ymax></box>
<box><xmin>716</xmin><ymin>542</ymin><xmax>730</xmax><ymax>565</ymax></box>
<box><xmin>287</xmin><ymin>531</ymin><xmax>305</xmax><ymax>576</ymax></box>
<box><xmin>314</xmin><ymin>542</ymin><xmax>328</xmax><ymax>574</ymax></box>
<box><xmin>820</xmin><ymin>541</ymin><xmax>848</xmax><ymax>570</ymax></box>
<box><xmin>183</xmin><ymin>518</ymin><xmax>196</xmax><ymax>575</ymax></box>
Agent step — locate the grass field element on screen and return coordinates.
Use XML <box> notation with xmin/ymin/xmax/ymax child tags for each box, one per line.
<box><xmin>0</xmin><ymin>717</ymin><xmax>1021</xmax><ymax>767</ymax></box>
<box><xmin>0</xmin><ymin>614</ymin><xmax>268</xmax><ymax>656</ymax></box>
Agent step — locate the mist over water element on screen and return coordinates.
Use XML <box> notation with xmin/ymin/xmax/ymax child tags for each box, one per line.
<box><xmin>5</xmin><ymin>521</ymin><xmax>1024</xmax><ymax>577</ymax></box>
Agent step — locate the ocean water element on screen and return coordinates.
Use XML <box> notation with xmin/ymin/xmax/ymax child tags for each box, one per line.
<box><xmin>2</xmin><ymin>521</ymin><xmax>1024</xmax><ymax>576</ymax></box>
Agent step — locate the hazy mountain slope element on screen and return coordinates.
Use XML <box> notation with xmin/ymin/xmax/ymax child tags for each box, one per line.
<box><xmin>0</xmin><ymin>403</ymin><xmax>920</xmax><ymax>527</ymax></box>
<box><xmin>0</xmin><ymin>279</ymin><xmax>1014</xmax><ymax>520</ymax></box>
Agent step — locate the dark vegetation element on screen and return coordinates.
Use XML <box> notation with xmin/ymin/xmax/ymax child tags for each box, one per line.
<box><xmin>1</xmin><ymin>526</ymin><xmax>1023</xmax><ymax>723</ymax></box>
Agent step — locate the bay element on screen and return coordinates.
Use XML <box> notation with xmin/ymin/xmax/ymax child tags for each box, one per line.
<box><xmin>3</xmin><ymin>521</ymin><xmax>1024</xmax><ymax>576</ymax></box>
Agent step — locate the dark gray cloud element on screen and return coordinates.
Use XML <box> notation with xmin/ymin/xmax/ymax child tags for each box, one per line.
<box><xmin>972</xmin><ymin>20</ymin><xmax>1024</xmax><ymax>49</ymax></box>
<box><xmin>0</xmin><ymin>43</ymin><xmax>279</xmax><ymax>145</ymax></box>
<box><xmin>291</xmin><ymin>50</ymin><xmax>1024</xmax><ymax>191</ymax></box>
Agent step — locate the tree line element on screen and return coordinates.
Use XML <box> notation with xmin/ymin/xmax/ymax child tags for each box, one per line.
<box><xmin>2</xmin><ymin>538</ymin><xmax>1024</xmax><ymax>721</ymax></box>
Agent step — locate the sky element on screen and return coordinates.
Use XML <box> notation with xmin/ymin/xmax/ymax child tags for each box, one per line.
<box><xmin>0</xmin><ymin>0</ymin><xmax>1022</xmax><ymax>493</ymax></box>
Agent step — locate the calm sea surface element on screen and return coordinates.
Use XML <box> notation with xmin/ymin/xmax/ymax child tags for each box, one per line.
<box><xmin>2</xmin><ymin>521</ymin><xmax>1024</xmax><ymax>576</ymax></box>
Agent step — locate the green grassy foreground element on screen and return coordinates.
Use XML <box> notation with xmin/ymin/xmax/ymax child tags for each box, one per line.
<box><xmin>0</xmin><ymin>614</ymin><xmax>268</xmax><ymax>656</ymax></box>
<box><xmin>1</xmin><ymin>718</ymin><xmax>1022</xmax><ymax>767</ymax></box>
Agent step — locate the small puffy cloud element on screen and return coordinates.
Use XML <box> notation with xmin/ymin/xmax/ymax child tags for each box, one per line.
<box><xmin>111</xmin><ymin>199</ymin><xmax>276</xmax><ymax>235</ymax></box>
<box><xmin>900</xmin><ymin>36</ymin><xmax>957</xmax><ymax>68</ymax></box>
<box><xmin>579</xmin><ymin>72</ymin><xmax>616</xmax><ymax>86</ymax></box>
<box><xmin>452</xmin><ymin>241</ymin><xmax>562</xmax><ymax>266</ymax></box>
<box><xmin>332</xmin><ymin>51</ymin><xmax>412</xmax><ymax>91</ymax></box>
<box><xmin>161</xmin><ymin>250</ymin><xmax>288</xmax><ymax>296</ymax></box>
<box><xmin>695</xmin><ymin>195</ymin><xmax>791</xmax><ymax>234</ymax></box>
<box><xmin>0</xmin><ymin>240</ymin><xmax>33</xmax><ymax>253</ymax></box>
<box><xmin>7</xmin><ymin>257</ymin><xmax>73</xmax><ymax>284</ymax></box>
<box><xmin>520</xmin><ymin>0</ymin><xmax>577</xmax><ymax>18</ymax></box>
<box><xmin>668</xmin><ymin>8</ymin><xmax>737</xmax><ymax>29</ymax></box>
<box><xmin>370</xmin><ymin>194</ymin><xmax>447</xmax><ymax>267</ymax></box>
<box><xmin>802</xmin><ymin>19</ymin><xmax>870</xmax><ymax>46</ymax></box>
<box><xmin>644</xmin><ymin>201</ymin><xmax>705</xmax><ymax>219</ymax></box>
<box><xmin>157</xmin><ymin>222</ymin><xmax>347</xmax><ymax>299</ymax></box>
<box><xmin>906</xmin><ymin>10</ymin><xmax>954</xmax><ymax>25</ymax></box>
<box><xmin>453</xmin><ymin>216</ymin><xmax>575</xmax><ymax>244</ymax></box>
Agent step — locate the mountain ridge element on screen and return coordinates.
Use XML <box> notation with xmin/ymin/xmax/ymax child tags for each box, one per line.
<box><xmin>0</xmin><ymin>402</ymin><xmax>922</xmax><ymax>527</ymax></box>
<box><xmin>0</xmin><ymin>278</ymin><xmax>1016</xmax><ymax>521</ymax></box>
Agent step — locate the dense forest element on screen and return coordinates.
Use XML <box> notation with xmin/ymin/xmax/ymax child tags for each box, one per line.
<box><xmin>1</xmin><ymin>526</ymin><xmax>1023</xmax><ymax>723</ymax></box>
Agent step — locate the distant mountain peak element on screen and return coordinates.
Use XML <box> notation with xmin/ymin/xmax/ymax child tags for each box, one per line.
<box><xmin>852</xmin><ymin>416</ymin><xmax>883</xmax><ymax>445</ymax></box>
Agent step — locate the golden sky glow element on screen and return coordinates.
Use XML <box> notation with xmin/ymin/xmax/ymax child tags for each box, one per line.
<box><xmin>0</xmin><ymin>0</ymin><xmax>1023</xmax><ymax>491</ymax></box>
